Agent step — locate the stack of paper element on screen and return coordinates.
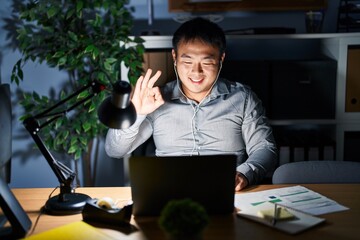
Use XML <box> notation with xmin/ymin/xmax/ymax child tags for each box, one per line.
<box><xmin>235</xmin><ymin>185</ymin><xmax>349</xmax><ymax>234</ymax></box>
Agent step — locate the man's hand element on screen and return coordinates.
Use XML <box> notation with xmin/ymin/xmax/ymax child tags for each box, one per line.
<box><xmin>235</xmin><ymin>172</ymin><xmax>248</xmax><ymax>191</ymax></box>
<box><xmin>132</xmin><ymin>69</ymin><xmax>165</xmax><ymax>115</ymax></box>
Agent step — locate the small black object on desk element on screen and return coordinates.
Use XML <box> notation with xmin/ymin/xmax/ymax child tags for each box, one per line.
<box><xmin>82</xmin><ymin>199</ymin><xmax>133</xmax><ymax>226</ymax></box>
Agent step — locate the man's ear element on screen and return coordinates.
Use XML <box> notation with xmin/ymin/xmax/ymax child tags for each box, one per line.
<box><xmin>172</xmin><ymin>49</ymin><xmax>176</xmax><ymax>62</ymax></box>
<box><xmin>220</xmin><ymin>53</ymin><xmax>225</xmax><ymax>63</ymax></box>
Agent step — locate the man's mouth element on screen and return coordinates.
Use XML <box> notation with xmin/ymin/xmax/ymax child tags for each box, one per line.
<box><xmin>190</xmin><ymin>78</ymin><xmax>204</xmax><ymax>83</ymax></box>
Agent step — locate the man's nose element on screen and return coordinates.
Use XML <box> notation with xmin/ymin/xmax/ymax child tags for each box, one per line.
<box><xmin>192</xmin><ymin>62</ymin><xmax>203</xmax><ymax>73</ymax></box>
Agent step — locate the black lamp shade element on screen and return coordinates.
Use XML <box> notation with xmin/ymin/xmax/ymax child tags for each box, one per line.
<box><xmin>98</xmin><ymin>81</ymin><xmax>136</xmax><ymax>129</ymax></box>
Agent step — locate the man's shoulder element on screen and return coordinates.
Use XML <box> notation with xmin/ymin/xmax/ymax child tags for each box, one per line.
<box><xmin>218</xmin><ymin>78</ymin><xmax>251</xmax><ymax>94</ymax></box>
<box><xmin>160</xmin><ymin>80</ymin><xmax>180</xmax><ymax>100</ymax></box>
<box><xmin>161</xmin><ymin>80</ymin><xmax>177</xmax><ymax>92</ymax></box>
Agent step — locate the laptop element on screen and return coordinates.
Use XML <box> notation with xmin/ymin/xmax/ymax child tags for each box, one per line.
<box><xmin>129</xmin><ymin>155</ymin><xmax>237</xmax><ymax>216</ymax></box>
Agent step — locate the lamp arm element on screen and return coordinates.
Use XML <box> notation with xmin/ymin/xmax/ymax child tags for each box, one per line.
<box><xmin>23</xmin><ymin>81</ymin><xmax>105</xmax><ymax>193</ymax></box>
<box><xmin>24</xmin><ymin>117</ymin><xmax>74</xmax><ymax>186</ymax></box>
<box><xmin>34</xmin><ymin>81</ymin><xmax>105</xmax><ymax>120</ymax></box>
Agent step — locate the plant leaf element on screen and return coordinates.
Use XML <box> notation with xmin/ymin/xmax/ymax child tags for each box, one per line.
<box><xmin>68</xmin><ymin>145</ymin><xmax>77</xmax><ymax>154</ymax></box>
<box><xmin>76</xmin><ymin>1</ymin><xmax>84</xmax><ymax>13</ymax></box>
<box><xmin>105</xmin><ymin>58</ymin><xmax>118</xmax><ymax>64</ymax></box>
<box><xmin>58</xmin><ymin>56</ymin><xmax>67</xmax><ymax>66</ymax></box>
<box><xmin>68</xmin><ymin>31</ymin><xmax>78</xmax><ymax>42</ymax></box>
<box><xmin>82</xmin><ymin>122</ymin><xmax>91</xmax><ymax>132</ymax></box>
<box><xmin>47</xmin><ymin>6</ymin><xmax>58</xmax><ymax>18</ymax></box>
<box><xmin>84</xmin><ymin>44</ymin><xmax>95</xmax><ymax>53</ymax></box>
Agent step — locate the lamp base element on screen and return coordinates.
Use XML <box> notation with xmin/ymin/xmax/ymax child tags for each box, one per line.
<box><xmin>44</xmin><ymin>193</ymin><xmax>91</xmax><ymax>215</ymax></box>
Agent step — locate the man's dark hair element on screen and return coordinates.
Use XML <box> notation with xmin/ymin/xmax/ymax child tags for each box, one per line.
<box><xmin>172</xmin><ymin>17</ymin><xmax>226</xmax><ymax>56</ymax></box>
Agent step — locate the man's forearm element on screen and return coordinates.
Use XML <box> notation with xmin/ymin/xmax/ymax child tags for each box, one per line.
<box><xmin>104</xmin><ymin>115</ymin><xmax>149</xmax><ymax>158</ymax></box>
<box><xmin>237</xmin><ymin>148</ymin><xmax>278</xmax><ymax>185</ymax></box>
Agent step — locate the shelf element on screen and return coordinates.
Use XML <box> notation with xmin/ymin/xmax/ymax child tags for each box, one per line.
<box><xmin>168</xmin><ymin>0</ymin><xmax>328</xmax><ymax>12</ymax></box>
<box><xmin>337</xmin><ymin>0</ymin><xmax>360</xmax><ymax>32</ymax></box>
<box><xmin>339</xmin><ymin>3</ymin><xmax>360</xmax><ymax>13</ymax></box>
<box><xmin>339</xmin><ymin>17</ymin><xmax>360</xmax><ymax>25</ymax></box>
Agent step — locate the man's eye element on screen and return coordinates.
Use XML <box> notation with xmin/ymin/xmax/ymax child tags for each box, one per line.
<box><xmin>203</xmin><ymin>62</ymin><xmax>215</xmax><ymax>66</ymax></box>
<box><xmin>184</xmin><ymin>62</ymin><xmax>192</xmax><ymax>65</ymax></box>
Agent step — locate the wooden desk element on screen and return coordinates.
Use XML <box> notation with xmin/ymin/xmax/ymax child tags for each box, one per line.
<box><xmin>12</xmin><ymin>184</ymin><xmax>360</xmax><ymax>240</ymax></box>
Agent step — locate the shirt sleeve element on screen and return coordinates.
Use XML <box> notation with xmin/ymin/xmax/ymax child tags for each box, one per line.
<box><xmin>237</xmin><ymin>90</ymin><xmax>278</xmax><ymax>185</ymax></box>
<box><xmin>104</xmin><ymin>114</ymin><xmax>153</xmax><ymax>158</ymax></box>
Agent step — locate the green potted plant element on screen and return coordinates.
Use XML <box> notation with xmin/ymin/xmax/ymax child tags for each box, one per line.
<box><xmin>159</xmin><ymin>198</ymin><xmax>209</xmax><ymax>240</ymax></box>
<box><xmin>3</xmin><ymin>0</ymin><xmax>145</xmax><ymax>186</ymax></box>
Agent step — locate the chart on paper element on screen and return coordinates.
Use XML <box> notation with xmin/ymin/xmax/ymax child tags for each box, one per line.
<box><xmin>235</xmin><ymin>185</ymin><xmax>349</xmax><ymax>216</ymax></box>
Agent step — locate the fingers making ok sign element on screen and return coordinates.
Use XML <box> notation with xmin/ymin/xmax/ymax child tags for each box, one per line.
<box><xmin>131</xmin><ymin>69</ymin><xmax>165</xmax><ymax>115</ymax></box>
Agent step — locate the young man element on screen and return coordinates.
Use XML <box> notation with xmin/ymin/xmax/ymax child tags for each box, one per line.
<box><xmin>105</xmin><ymin>17</ymin><xmax>278</xmax><ymax>190</ymax></box>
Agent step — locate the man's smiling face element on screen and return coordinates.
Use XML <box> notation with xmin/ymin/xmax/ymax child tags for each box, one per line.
<box><xmin>172</xmin><ymin>38</ymin><xmax>224</xmax><ymax>103</ymax></box>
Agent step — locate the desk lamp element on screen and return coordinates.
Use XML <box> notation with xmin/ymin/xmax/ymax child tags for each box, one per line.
<box><xmin>24</xmin><ymin>80</ymin><xmax>136</xmax><ymax>215</ymax></box>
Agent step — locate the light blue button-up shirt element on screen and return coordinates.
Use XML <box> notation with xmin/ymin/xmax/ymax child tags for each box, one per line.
<box><xmin>105</xmin><ymin>78</ymin><xmax>278</xmax><ymax>185</ymax></box>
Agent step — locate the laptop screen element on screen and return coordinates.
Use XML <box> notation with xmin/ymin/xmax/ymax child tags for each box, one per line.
<box><xmin>129</xmin><ymin>155</ymin><xmax>237</xmax><ymax>216</ymax></box>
